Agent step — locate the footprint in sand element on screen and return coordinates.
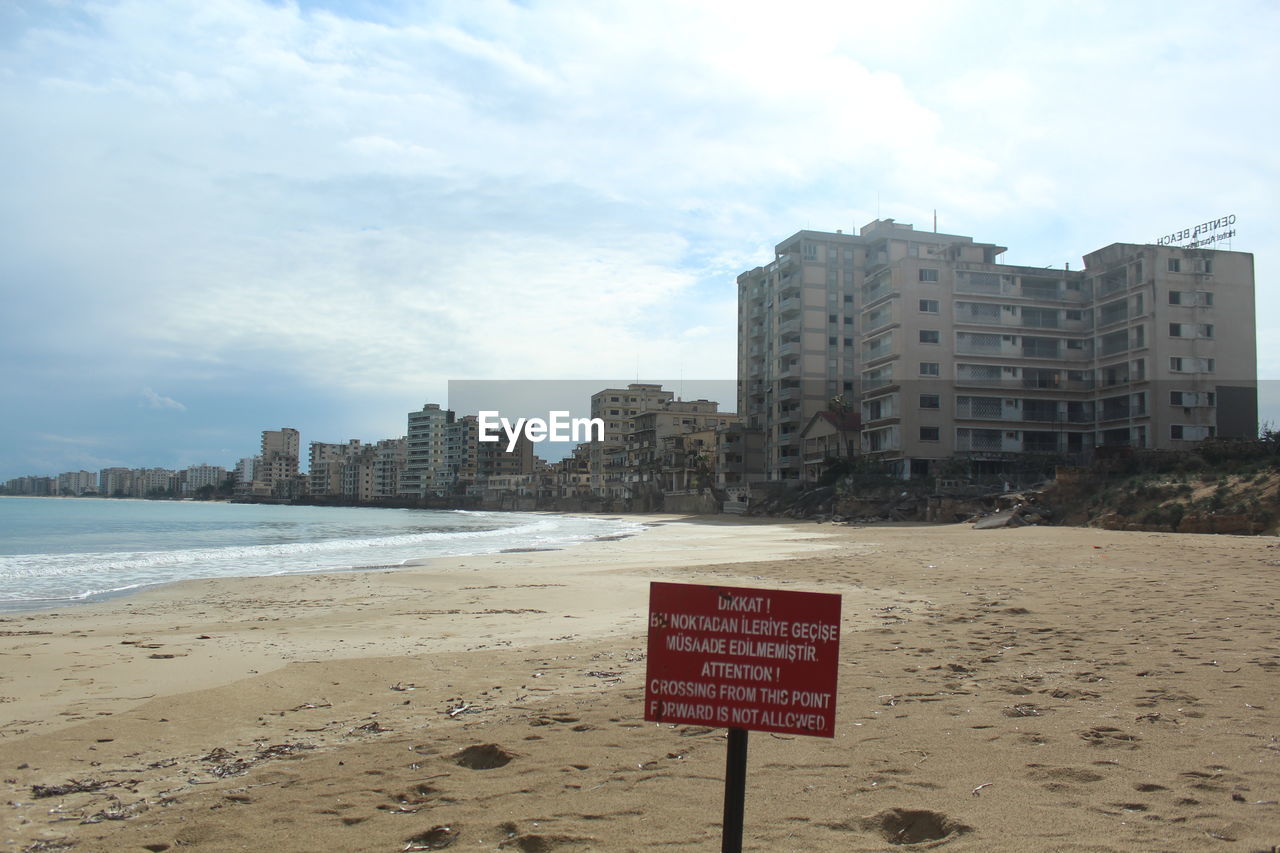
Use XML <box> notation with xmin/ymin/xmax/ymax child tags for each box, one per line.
<box><xmin>1078</xmin><ymin>726</ymin><xmax>1139</xmax><ymax>748</ymax></box>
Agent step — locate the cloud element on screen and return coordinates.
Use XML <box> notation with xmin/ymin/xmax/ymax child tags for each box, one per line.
<box><xmin>141</xmin><ymin>388</ymin><xmax>187</xmax><ymax>411</ymax></box>
<box><xmin>0</xmin><ymin>0</ymin><xmax>1277</xmax><ymax>479</ymax></box>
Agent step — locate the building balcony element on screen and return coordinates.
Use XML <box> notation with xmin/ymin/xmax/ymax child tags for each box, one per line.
<box><xmin>862</xmin><ymin>284</ymin><xmax>895</xmax><ymax>305</ymax></box>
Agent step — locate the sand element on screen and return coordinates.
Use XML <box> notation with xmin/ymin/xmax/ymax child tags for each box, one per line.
<box><xmin>1</xmin><ymin>516</ymin><xmax>1277</xmax><ymax>852</ymax></box>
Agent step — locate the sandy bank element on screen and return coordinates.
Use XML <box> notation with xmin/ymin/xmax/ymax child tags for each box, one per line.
<box><xmin>1</xmin><ymin>519</ymin><xmax>1277</xmax><ymax>851</ymax></box>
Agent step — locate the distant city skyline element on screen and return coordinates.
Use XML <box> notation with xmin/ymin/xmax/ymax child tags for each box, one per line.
<box><xmin>3</xmin><ymin>1</ymin><xmax>1277</xmax><ymax>481</ymax></box>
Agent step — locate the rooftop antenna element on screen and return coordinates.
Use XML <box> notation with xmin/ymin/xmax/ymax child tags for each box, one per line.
<box><xmin>933</xmin><ymin>209</ymin><xmax>937</xmax><ymax>232</ymax></box>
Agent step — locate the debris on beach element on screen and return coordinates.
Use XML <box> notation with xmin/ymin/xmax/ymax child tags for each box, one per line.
<box><xmin>403</xmin><ymin>824</ymin><xmax>458</xmax><ymax>849</ymax></box>
<box><xmin>31</xmin><ymin>778</ymin><xmax>114</xmax><ymax>799</ymax></box>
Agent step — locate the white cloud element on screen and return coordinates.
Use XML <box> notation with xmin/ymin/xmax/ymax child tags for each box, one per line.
<box><xmin>141</xmin><ymin>388</ymin><xmax>187</xmax><ymax>411</ymax></box>
<box><xmin>1</xmin><ymin>0</ymin><xmax>1277</xmax><ymax>477</ymax></box>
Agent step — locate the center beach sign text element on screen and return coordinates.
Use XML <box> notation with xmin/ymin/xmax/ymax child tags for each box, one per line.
<box><xmin>644</xmin><ymin>582</ymin><xmax>842</xmax><ymax>738</ymax></box>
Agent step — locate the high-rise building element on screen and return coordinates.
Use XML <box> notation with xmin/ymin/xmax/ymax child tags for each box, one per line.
<box><xmin>372</xmin><ymin>438</ymin><xmax>406</xmax><ymax>499</ymax></box>
<box><xmin>57</xmin><ymin>470</ymin><xmax>99</xmax><ymax>495</ymax></box>
<box><xmin>400</xmin><ymin>403</ymin><xmax>453</xmax><ymax>498</ymax></box>
<box><xmin>308</xmin><ymin>439</ymin><xmax>362</xmax><ymax>496</ymax></box>
<box><xmin>738</xmin><ymin>219</ymin><xmax>1256</xmax><ymax>480</ymax></box>
<box><xmin>257</xmin><ymin>428</ymin><xmax>301</xmax><ymax>496</ymax></box>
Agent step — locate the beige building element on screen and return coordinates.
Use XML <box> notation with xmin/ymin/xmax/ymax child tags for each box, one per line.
<box><xmin>588</xmin><ymin>383</ymin><xmax>675</xmax><ymax>497</ymax></box>
<box><xmin>625</xmin><ymin>400</ymin><xmax>740</xmax><ymax>500</ymax></box>
<box><xmin>256</xmin><ymin>428</ymin><xmax>301</xmax><ymax>496</ymax></box>
<box><xmin>400</xmin><ymin>404</ymin><xmax>452</xmax><ymax>498</ymax></box>
<box><xmin>739</xmin><ymin>219</ymin><xmax>1256</xmax><ymax>480</ymax></box>
<box><xmin>308</xmin><ymin>439</ymin><xmax>363</xmax><ymax>496</ymax></box>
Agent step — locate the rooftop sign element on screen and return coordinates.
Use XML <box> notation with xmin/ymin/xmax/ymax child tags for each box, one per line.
<box><xmin>1156</xmin><ymin>214</ymin><xmax>1237</xmax><ymax>249</ymax></box>
<box><xmin>644</xmin><ymin>581</ymin><xmax>841</xmax><ymax>738</ymax></box>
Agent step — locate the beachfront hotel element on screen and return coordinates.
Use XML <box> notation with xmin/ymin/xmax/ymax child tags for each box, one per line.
<box><xmin>738</xmin><ymin>219</ymin><xmax>1257</xmax><ymax>481</ymax></box>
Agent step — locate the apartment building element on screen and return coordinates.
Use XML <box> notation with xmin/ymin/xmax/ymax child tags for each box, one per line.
<box><xmin>99</xmin><ymin>467</ymin><xmax>134</xmax><ymax>496</ymax></box>
<box><xmin>308</xmin><ymin>440</ymin><xmax>363</xmax><ymax>496</ymax></box>
<box><xmin>739</xmin><ymin>219</ymin><xmax>1256</xmax><ymax>479</ymax></box>
<box><xmin>588</xmin><ymin>383</ymin><xmax>675</xmax><ymax>497</ymax></box>
<box><xmin>400</xmin><ymin>403</ymin><xmax>453</xmax><ymax>498</ymax></box>
<box><xmin>180</xmin><ymin>464</ymin><xmax>227</xmax><ymax>495</ymax></box>
<box><xmin>256</xmin><ymin>428</ymin><xmax>301</xmax><ymax>496</ymax></box>
<box><xmin>372</xmin><ymin>438</ymin><xmax>406</xmax><ymax>499</ymax></box>
<box><xmin>625</xmin><ymin>400</ymin><xmax>741</xmax><ymax>497</ymax></box>
<box><xmin>57</xmin><ymin>470</ymin><xmax>99</xmax><ymax>495</ymax></box>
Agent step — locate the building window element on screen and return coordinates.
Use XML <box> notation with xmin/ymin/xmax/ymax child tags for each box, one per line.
<box><xmin>919</xmin><ymin>426</ymin><xmax>940</xmax><ymax>441</ymax></box>
<box><xmin>919</xmin><ymin>394</ymin><xmax>940</xmax><ymax>409</ymax></box>
<box><xmin>829</xmin><ymin>336</ymin><xmax>838</xmax><ymax>345</ymax></box>
<box><xmin>919</xmin><ymin>268</ymin><xmax>939</xmax><ymax>282</ymax></box>
<box><xmin>1168</xmin><ymin>290</ymin><xmax>1182</xmax><ymax>305</ymax></box>
<box><xmin>828</xmin><ymin>314</ymin><xmax>837</xmax><ymax>323</ymax></box>
<box><xmin>1168</xmin><ymin>258</ymin><xmax>1181</xmax><ymax>273</ymax></box>
<box><xmin>919</xmin><ymin>299</ymin><xmax>939</xmax><ymax>313</ymax></box>
<box><xmin>843</xmin><ymin>381</ymin><xmax>853</xmax><ymax>391</ymax></box>
<box><xmin>1202</xmin><ymin>258</ymin><xmax>1213</xmax><ymax>274</ymax></box>
<box><xmin>919</xmin><ymin>362</ymin><xmax>940</xmax><ymax>376</ymax></box>
<box><xmin>1170</xmin><ymin>323</ymin><xmax>1214</xmax><ymax>338</ymax></box>
<box><xmin>1171</xmin><ymin>424</ymin><xmax>1215</xmax><ymax>441</ymax></box>
<box><xmin>919</xmin><ymin>330</ymin><xmax>940</xmax><ymax>344</ymax></box>
<box><xmin>844</xmin><ymin>316</ymin><xmax>853</xmax><ymax>325</ymax></box>
<box><xmin>843</xmin><ymin>337</ymin><xmax>853</xmax><ymax>347</ymax></box>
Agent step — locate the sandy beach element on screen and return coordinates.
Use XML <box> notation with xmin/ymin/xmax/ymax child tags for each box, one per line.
<box><xmin>1</xmin><ymin>516</ymin><xmax>1277</xmax><ymax>852</ymax></box>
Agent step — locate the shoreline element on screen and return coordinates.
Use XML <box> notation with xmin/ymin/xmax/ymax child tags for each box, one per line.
<box><xmin>2</xmin><ymin>521</ymin><xmax>1277</xmax><ymax>851</ymax></box>
<box><xmin>0</xmin><ymin>506</ymin><xmax>651</xmax><ymax>615</ymax></box>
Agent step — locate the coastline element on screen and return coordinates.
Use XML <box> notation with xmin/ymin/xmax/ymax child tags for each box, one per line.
<box><xmin>2</xmin><ymin>519</ymin><xmax>1277</xmax><ymax>851</ymax></box>
<box><xmin>0</xmin><ymin>504</ymin><xmax>645</xmax><ymax>614</ymax></box>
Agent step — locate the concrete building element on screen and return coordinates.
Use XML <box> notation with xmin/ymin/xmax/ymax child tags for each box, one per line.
<box><xmin>308</xmin><ymin>440</ymin><xmax>363</xmax><ymax>497</ymax></box>
<box><xmin>401</xmin><ymin>404</ymin><xmax>453</xmax><ymax>498</ymax></box>
<box><xmin>99</xmin><ymin>467</ymin><xmax>134</xmax><ymax>497</ymax></box>
<box><xmin>625</xmin><ymin>400</ymin><xmax>740</xmax><ymax>501</ymax></box>
<box><xmin>57</xmin><ymin>470</ymin><xmax>99</xmax><ymax>495</ymax></box>
<box><xmin>232</xmin><ymin>457</ymin><xmax>257</xmax><ymax>493</ymax></box>
<box><xmin>738</xmin><ymin>219</ymin><xmax>1256</xmax><ymax>480</ymax></box>
<box><xmin>372</xmin><ymin>438</ymin><xmax>406</xmax><ymax>499</ymax></box>
<box><xmin>256</xmin><ymin>428</ymin><xmax>301</xmax><ymax>497</ymax></box>
<box><xmin>181</xmin><ymin>464</ymin><xmax>227</xmax><ymax>495</ymax></box>
<box><xmin>588</xmin><ymin>383</ymin><xmax>675</xmax><ymax>497</ymax></box>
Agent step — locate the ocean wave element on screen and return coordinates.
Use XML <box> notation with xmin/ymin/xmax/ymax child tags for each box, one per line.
<box><xmin>0</xmin><ymin>511</ymin><xmax>643</xmax><ymax>606</ymax></box>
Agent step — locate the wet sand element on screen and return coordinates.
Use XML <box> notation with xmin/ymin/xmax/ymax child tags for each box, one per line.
<box><xmin>1</xmin><ymin>517</ymin><xmax>1277</xmax><ymax>851</ymax></box>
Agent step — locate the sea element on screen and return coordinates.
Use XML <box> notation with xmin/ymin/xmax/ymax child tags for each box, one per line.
<box><xmin>0</xmin><ymin>497</ymin><xmax>644</xmax><ymax>612</ymax></box>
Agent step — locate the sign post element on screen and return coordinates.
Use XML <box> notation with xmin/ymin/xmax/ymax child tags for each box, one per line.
<box><xmin>644</xmin><ymin>582</ymin><xmax>842</xmax><ymax>851</ymax></box>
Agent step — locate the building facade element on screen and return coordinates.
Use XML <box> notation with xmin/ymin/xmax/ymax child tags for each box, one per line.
<box><xmin>739</xmin><ymin>219</ymin><xmax>1256</xmax><ymax>480</ymax></box>
<box><xmin>256</xmin><ymin>428</ymin><xmax>301</xmax><ymax>496</ymax></box>
<box><xmin>588</xmin><ymin>383</ymin><xmax>675</xmax><ymax>497</ymax></box>
<box><xmin>400</xmin><ymin>404</ymin><xmax>453</xmax><ymax>498</ymax></box>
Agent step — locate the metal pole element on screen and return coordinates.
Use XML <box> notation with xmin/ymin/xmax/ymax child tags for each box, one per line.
<box><xmin>722</xmin><ymin>728</ymin><xmax>748</xmax><ymax>853</ymax></box>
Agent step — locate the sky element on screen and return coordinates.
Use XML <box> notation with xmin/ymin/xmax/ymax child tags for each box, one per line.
<box><xmin>2</xmin><ymin>0</ymin><xmax>1277</xmax><ymax>480</ymax></box>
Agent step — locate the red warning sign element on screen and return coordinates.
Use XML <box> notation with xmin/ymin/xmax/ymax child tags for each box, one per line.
<box><xmin>643</xmin><ymin>582</ymin><xmax>841</xmax><ymax>738</ymax></box>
